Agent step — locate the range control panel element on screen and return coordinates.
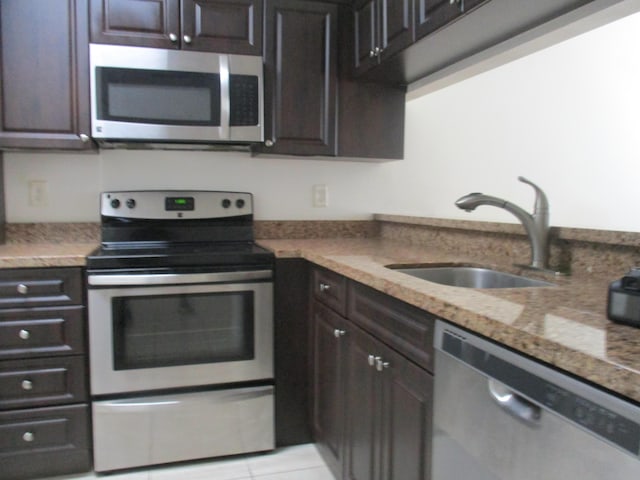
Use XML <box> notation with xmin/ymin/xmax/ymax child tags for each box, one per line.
<box><xmin>101</xmin><ymin>190</ymin><xmax>253</xmax><ymax>220</ymax></box>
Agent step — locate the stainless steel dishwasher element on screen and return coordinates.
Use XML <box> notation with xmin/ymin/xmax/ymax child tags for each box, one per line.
<box><xmin>433</xmin><ymin>321</ymin><xmax>640</xmax><ymax>480</ymax></box>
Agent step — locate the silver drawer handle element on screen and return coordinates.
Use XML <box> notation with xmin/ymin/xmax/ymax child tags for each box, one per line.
<box><xmin>319</xmin><ymin>283</ymin><xmax>331</xmax><ymax>292</ymax></box>
<box><xmin>22</xmin><ymin>379</ymin><xmax>33</xmax><ymax>391</ymax></box>
<box><xmin>376</xmin><ymin>358</ymin><xmax>390</xmax><ymax>372</ymax></box>
<box><xmin>22</xmin><ymin>431</ymin><xmax>35</xmax><ymax>442</ymax></box>
<box><xmin>17</xmin><ymin>283</ymin><xmax>29</xmax><ymax>294</ymax></box>
<box><xmin>333</xmin><ymin>329</ymin><xmax>346</xmax><ymax>338</ymax></box>
<box><xmin>19</xmin><ymin>329</ymin><xmax>31</xmax><ymax>340</ymax></box>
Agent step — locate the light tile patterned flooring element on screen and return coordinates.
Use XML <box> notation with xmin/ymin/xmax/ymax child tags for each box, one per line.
<box><xmin>43</xmin><ymin>444</ymin><xmax>334</xmax><ymax>480</ymax></box>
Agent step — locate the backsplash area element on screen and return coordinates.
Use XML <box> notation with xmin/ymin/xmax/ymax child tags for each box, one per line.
<box><xmin>376</xmin><ymin>215</ymin><xmax>640</xmax><ymax>281</ymax></box>
<box><xmin>6</xmin><ymin>216</ymin><xmax>638</xmax><ymax>282</ymax></box>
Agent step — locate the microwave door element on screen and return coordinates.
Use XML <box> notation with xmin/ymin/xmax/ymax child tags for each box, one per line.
<box><xmin>90</xmin><ymin>44</ymin><xmax>229</xmax><ymax>142</ymax></box>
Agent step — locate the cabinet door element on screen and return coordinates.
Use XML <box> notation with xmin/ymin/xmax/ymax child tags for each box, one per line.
<box><xmin>343</xmin><ymin>325</ymin><xmax>380</xmax><ymax>480</ymax></box>
<box><xmin>353</xmin><ymin>0</ymin><xmax>378</xmax><ymax>75</ymax></box>
<box><xmin>415</xmin><ymin>0</ymin><xmax>463</xmax><ymax>40</ymax></box>
<box><xmin>379</xmin><ymin>347</ymin><xmax>433</xmax><ymax>480</ymax></box>
<box><xmin>0</xmin><ymin>404</ymin><xmax>91</xmax><ymax>479</ymax></box>
<box><xmin>261</xmin><ymin>0</ymin><xmax>337</xmax><ymax>156</ymax></box>
<box><xmin>89</xmin><ymin>0</ymin><xmax>180</xmax><ymax>48</ymax></box>
<box><xmin>0</xmin><ymin>0</ymin><xmax>93</xmax><ymax>150</ymax></box>
<box><xmin>311</xmin><ymin>301</ymin><xmax>347</xmax><ymax>479</ymax></box>
<box><xmin>181</xmin><ymin>0</ymin><xmax>262</xmax><ymax>54</ymax></box>
<box><xmin>379</xmin><ymin>0</ymin><xmax>413</xmax><ymax>62</ymax></box>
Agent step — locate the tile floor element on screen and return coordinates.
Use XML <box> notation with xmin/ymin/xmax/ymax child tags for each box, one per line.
<box><xmin>43</xmin><ymin>444</ymin><xmax>335</xmax><ymax>480</ymax></box>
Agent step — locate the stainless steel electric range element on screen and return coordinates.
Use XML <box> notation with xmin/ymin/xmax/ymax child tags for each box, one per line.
<box><xmin>86</xmin><ymin>190</ymin><xmax>274</xmax><ymax>472</ymax></box>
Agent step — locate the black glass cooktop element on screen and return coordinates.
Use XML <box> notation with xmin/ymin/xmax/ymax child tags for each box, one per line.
<box><xmin>86</xmin><ymin>241</ymin><xmax>274</xmax><ymax>270</ymax></box>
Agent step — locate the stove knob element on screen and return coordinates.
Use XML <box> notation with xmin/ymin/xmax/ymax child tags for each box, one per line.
<box><xmin>126</xmin><ymin>199</ymin><xmax>136</xmax><ymax>209</ymax></box>
<box><xmin>110</xmin><ymin>199</ymin><xmax>121</xmax><ymax>209</ymax></box>
<box><xmin>222</xmin><ymin>199</ymin><xmax>231</xmax><ymax>208</ymax></box>
<box><xmin>236</xmin><ymin>199</ymin><xmax>245</xmax><ymax>209</ymax></box>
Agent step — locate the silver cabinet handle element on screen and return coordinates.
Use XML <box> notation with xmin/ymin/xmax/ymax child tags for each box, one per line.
<box><xmin>19</xmin><ymin>329</ymin><xmax>31</xmax><ymax>340</ymax></box>
<box><xmin>376</xmin><ymin>358</ymin><xmax>390</xmax><ymax>371</ymax></box>
<box><xmin>488</xmin><ymin>379</ymin><xmax>541</xmax><ymax>426</ymax></box>
<box><xmin>169</xmin><ymin>33</ymin><xmax>178</xmax><ymax>42</ymax></box>
<box><xmin>17</xmin><ymin>284</ymin><xmax>28</xmax><ymax>295</ymax></box>
<box><xmin>333</xmin><ymin>329</ymin><xmax>346</xmax><ymax>338</ymax></box>
<box><xmin>183</xmin><ymin>35</ymin><xmax>192</xmax><ymax>44</ymax></box>
<box><xmin>319</xmin><ymin>283</ymin><xmax>331</xmax><ymax>292</ymax></box>
<box><xmin>22</xmin><ymin>432</ymin><xmax>35</xmax><ymax>442</ymax></box>
<box><xmin>22</xmin><ymin>379</ymin><xmax>34</xmax><ymax>391</ymax></box>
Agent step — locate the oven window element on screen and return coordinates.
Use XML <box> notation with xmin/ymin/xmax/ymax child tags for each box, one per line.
<box><xmin>96</xmin><ymin>67</ymin><xmax>221</xmax><ymax>126</ymax></box>
<box><xmin>112</xmin><ymin>291</ymin><xmax>254</xmax><ymax>370</ymax></box>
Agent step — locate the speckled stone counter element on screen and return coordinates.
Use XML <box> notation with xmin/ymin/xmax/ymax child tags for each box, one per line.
<box><xmin>0</xmin><ymin>243</ymin><xmax>97</xmax><ymax>268</ymax></box>
<box><xmin>0</xmin><ymin>223</ymin><xmax>99</xmax><ymax>268</ymax></box>
<box><xmin>257</xmin><ymin>237</ymin><xmax>640</xmax><ymax>404</ymax></box>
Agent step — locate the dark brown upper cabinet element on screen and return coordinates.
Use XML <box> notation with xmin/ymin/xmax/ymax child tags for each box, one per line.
<box><xmin>415</xmin><ymin>0</ymin><xmax>468</xmax><ymax>40</ymax></box>
<box><xmin>90</xmin><ymin>0</ymin><xmax>263</xmax><ymax>54</ymax></box>
<box><xmin>260</xmin><ymin>0</ymin><xmax>338</xmax><ymax>156</ymax></box>
<box><xmin>0</xmin><ymin>0</ymin><xmax>93</xmax><ymax>151</ymax></box>
<box><xmin>352</xmin><ymin>0</ymin><xmax>413</xmax><ymax>76</ymax></box>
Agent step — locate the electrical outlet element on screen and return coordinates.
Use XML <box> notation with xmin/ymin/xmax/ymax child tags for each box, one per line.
<box><xmin>312</xmin><ymin>184</ymin><xmax>329</xmax><ymax>207</ymax></box>
<box><xmin>28</xmin><ymin>180</ymin><xmax>48</xmax><ymax>207</ymax></box>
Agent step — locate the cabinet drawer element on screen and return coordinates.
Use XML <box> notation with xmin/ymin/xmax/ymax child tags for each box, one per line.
<box><xmin>0</xmin><ymin>356</ymin><xmax>87</xmax><ymax>410</ymax></box>
<box><xmin>0</xmin><ymin>404</ymin><xmax>91</xmax><ymax>480</ymax></box>
<box><xmin>0</xmin><ymin>268</ymin><xmax>83</xmax><ymax>308</ymax></box>
<box><xmin>0</xmin><ymin>307</ymin><xmax>85</xmax><ymax>360</ymax></box>
<box><xmin>311</xmin><ymin>267</ymin><xmax>347</xmax><ymax>317</ymax></box>
<box><xmin>348</xmin><ymin>281</ymin><xmax>435</xmax><ymax>372</ymax></box>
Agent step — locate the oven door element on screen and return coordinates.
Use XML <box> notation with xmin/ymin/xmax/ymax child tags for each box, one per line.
<box><xmin>87</xmin><ymin>270</ymin><xmax>273</xmax><ymax>396</ymax></box>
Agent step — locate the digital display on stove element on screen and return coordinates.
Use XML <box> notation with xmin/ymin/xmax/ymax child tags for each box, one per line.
<box><xmin>165</xmin><ymin>197</ymin><xmax>195</xmax><ymax>211</ymax></box>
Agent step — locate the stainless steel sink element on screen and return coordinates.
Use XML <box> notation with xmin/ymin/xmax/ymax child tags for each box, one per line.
<box><xmin>389</xmin><ymin>265</ymin><xmax>555</xmax><ymax>289</ymax></box>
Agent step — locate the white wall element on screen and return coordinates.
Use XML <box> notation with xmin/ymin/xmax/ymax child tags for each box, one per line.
<box><xmin>4</xmin><ymin>11</ymin><xmax>640</xmax><ymax>231</ymax></box>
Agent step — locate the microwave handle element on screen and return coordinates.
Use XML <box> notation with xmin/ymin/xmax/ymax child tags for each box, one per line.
<box><xmin>220</xmin><ymin>55</ymin><xmax>230</xmax><ymax>140</ymax></box>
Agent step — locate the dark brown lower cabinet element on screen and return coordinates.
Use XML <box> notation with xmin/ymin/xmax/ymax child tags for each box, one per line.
<box><xmin>0</xmin><ymin>404</ymin><xmax>91</xmax><ymax>480</ymax></box>
<box><xmin>0</xmin><ymin>268</ymin><xmax>90</xmax><ymax>480</ymax></box>
<box><xmin>311</xmin><ymin>301</ymin><xmax>348</xmax><ymax>479</ymax></box>
<box><xmin>310</xmin><ymin>267</ymin><xmax>433</xmax><ymax>480</ymax></box>
<box><xmin>344</xmin><ymin>323</ymin><xmax>433</xmax><ymax>480</ymax></box>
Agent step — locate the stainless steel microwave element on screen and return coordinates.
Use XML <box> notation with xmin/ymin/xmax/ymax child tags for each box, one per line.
<box><xmin>89</xmin><ymin>44</ymin><xmax>263</xmax><ymax>147</ymax></box>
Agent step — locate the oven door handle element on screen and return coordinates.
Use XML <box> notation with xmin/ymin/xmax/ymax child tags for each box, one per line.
<box><xmin>88</xmin><ymin>270</ymin><xmax>272</xmax><ymax>286</ymax></box>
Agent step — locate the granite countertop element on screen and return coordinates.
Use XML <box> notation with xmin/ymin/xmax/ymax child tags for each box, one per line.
<box><xmin>257</xmin><ymin>237</ymin><xmax>640</xmax><ymax>404</ymax></box>
<box><xmin>0</xmin><ymin>243</ymin><xmax>97</xmax><ymax>268</ymax></box>
<box><xmin>1</xmin><ymin>231</ymin><xmax>637</xmax><ymax>404</ymax></box>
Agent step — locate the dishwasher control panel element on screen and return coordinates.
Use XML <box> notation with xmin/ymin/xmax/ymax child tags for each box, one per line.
<box><xmin>542</xmin><ymin>383</ymin><xmax>639</xmax><ymax>455</ymax></box>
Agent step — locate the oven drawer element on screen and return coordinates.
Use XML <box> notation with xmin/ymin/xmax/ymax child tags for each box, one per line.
<box><xmin>0</xmin><ymin>404</ymin><xmax>91</xmax><ymax>480</ymax></box>
<box><xmin>0</xmin><ymin>356</ymin><xmax>87</xmax><ymax>410</ymax></box>
<box><xmin>0</xmin><ymin>268</ymin><xmax>83</xmax><ymax>309</ymax></box>
<box><xmin>92</xmin><ymin>386</ymin><xmax>274</xmax><ymax>472</ymax></box>
<box><xmin>0</xmin><ymin>307</ymin><xmax>85</xmax><ymax>360</ymax></box>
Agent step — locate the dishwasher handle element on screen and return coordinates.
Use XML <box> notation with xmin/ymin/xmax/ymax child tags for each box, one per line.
<box><xmin>488</xmin><ymin>378</ymin><xmax>541</xmax><ymax>427</ymax></box>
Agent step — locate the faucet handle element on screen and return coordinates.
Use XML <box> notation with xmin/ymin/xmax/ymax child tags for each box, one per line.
<box><xmin>517</xmin><ymin>176</ymin><xmax>549</xmax><ymax>216</ymax></box>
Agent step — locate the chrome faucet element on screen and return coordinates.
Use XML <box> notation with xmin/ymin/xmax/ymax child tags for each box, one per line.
<box><xmin>455</xmin><ymin>177</ymin><xmax>550</xmax><ymax>270</ymax></box>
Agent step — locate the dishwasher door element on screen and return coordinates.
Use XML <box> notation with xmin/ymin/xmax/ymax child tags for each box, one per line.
<box><xmin>433</xmin><ymin>321</ymin><xmax>640</xmax><ymax>480</ymax></box>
